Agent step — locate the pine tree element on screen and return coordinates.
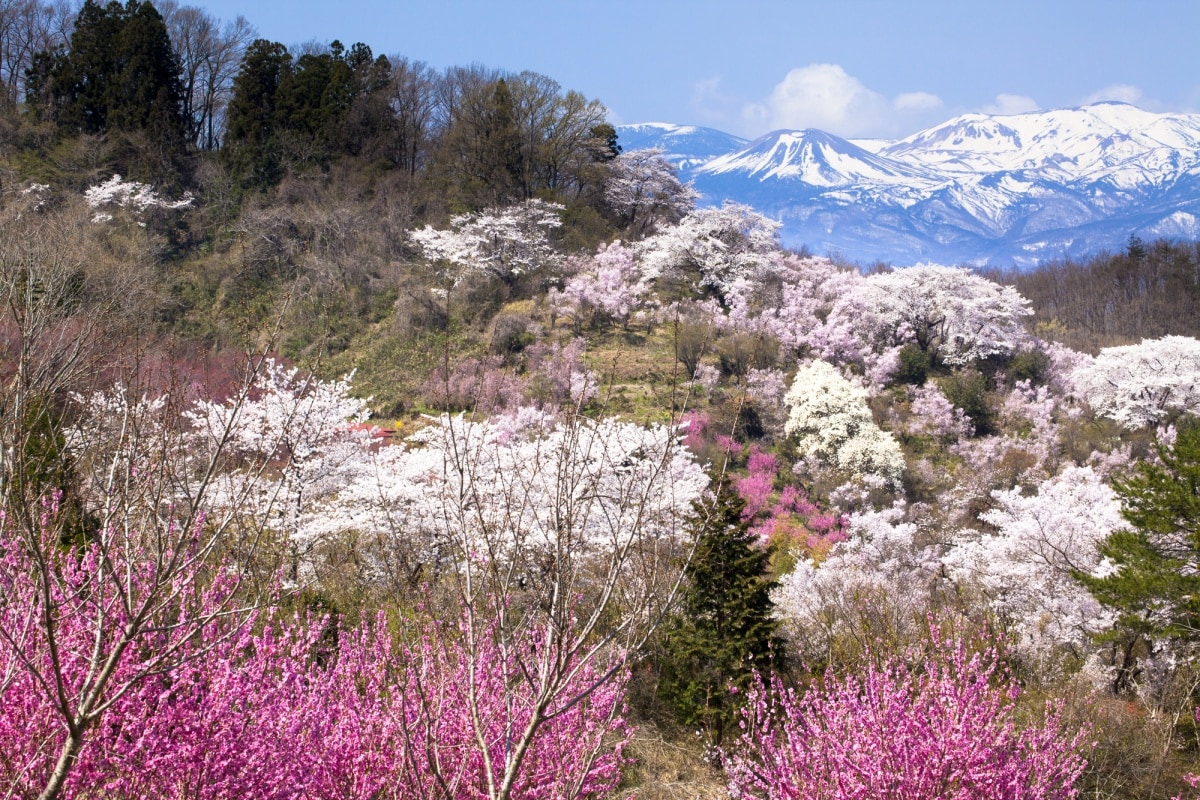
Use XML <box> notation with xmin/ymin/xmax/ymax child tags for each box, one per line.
<box><xmin>1077</xmin><ymin>421</ymin><xmax>1200</xmax><ymax>691</ymax></box>
<box><xmin>657</xmin><ymin>475</ymin><xmax>781</xmax><ymax>746</ymax></box>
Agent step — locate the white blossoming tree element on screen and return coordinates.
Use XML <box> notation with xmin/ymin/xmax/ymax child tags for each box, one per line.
<box><xmin>773</xmin><ymin>503</ymin><xmax>940</xmax><ymax>664</ymax></box>
<box><xmin>1070</xmin><ymin>335</ymin><xmax>1200</xmax><ymax>429</ymax></box>
<box><xmin>603</xmin><ymin>148</ymin><xmax>697</xmax><ymax>236</ymax></box>
<box><xmin>636</xmin><ymin>201</ymin><xmax>782</xmax><ymax>298</ymax></box>
<box><xmin>827</xmin><ymin>264</ymin><xmax>1032</xmax><ymax>367</ymax></box>
<box><xmin>942</xmin><ymin>465</ymin><xmax>1122</xmax><ymax>665</ymax></box>
<box><xmin>410</xmin><ymin>198</ymin><xmax>565</xmax><ymax>288</ymax></box>
<box><xmin>84</xmin><ymin>174</ymin><xmax>193</xmax><ymax>223</ymax></box>
<box><xmin>784</xmin><ymin>360</ymin><xmax>905</xmax><ymax>488</ymax></box>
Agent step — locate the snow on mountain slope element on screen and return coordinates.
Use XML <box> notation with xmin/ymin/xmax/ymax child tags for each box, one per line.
<box><xmin>615</xmin><ymin>123</ymin><xmax>748</xmax><ymax>171</ymax></box>
<box><xmin>618</xmin><ymin>103</ymin><xmax>1200</xmax><ymax>267</ymax></box>
<box><xmin>701</xmin><ymin>129</ymin><xmax>941</xmax><ymax>188</ymax></box>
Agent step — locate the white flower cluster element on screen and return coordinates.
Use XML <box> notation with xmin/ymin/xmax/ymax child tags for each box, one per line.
<box><xmin>1070</xmin><ymin>335</ymin><xmax>1200</xmax><ymax>428</ymax></box>
<box><xmin>84</xmin><ymin>175</ymin><xmax>193</xmax><ymax>223</ymax></box>
<box><xmin>410</xmin><ymin>199</ymin><xmax>564</xmax><ymax>280</ymax></box>
<box><xmin>784</xmin><ymin>360</ymin><xmax>905</xmax><ymax>487</ymax></box>
<box><xmin>942</xmin><ymin>465</ymin><xmax>1122</xmax><ymax>665</ymax></box>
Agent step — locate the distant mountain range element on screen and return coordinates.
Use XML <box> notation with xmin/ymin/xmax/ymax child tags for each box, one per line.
<box><xmin>618</xmin><ymin>103</ymin><xmax>1200</xmax><ymax>267</ymax></box>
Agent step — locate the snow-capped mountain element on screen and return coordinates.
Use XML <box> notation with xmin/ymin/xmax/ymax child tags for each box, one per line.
<box><xmin>615</xmin><ymin>123</ymin><xmax>748</xmax><ymax>172</ymax></box>
<box><xmin>619</xmin><ymin>103</ymin><xmax>1200</xmax><ymax>266</ymax></box>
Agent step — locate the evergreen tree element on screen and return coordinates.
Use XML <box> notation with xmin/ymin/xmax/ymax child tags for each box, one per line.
<box><xmin>1077</xmin><ymin>421</ymin><xmax>1200</xmax><ymax>691</ymax></box>
<box><xmin>657</xmin><ymin>475</ymin><xmax>781</xmax><ymax>746</ymax></box>
<box><xmin>589</xmin><ymin>123</ymin><xmax>621</xmax><ymax>162</ymax></box>
<box><xmin>32</xmin><ymin>0</ymin><xmax>186</xmax><ymax>182</ymax></box>
<box><xmin>223</xmin><ymin>38</ymin><xmax>291</xmax><ymax>188</ymax></box>
<box><xmin>477</xmin><ymin>77</ymin><xmax>523</xmax><ymax>204</ymax></box>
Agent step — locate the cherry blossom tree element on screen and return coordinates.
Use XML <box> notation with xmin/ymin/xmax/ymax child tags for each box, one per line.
<box><xmin>726</xmin><ymin>633</ymin><xmax>1089</xmax><ymax>800</ymax></box>
<box><xmin>784</xmin><ymin>360</ymin><xmax>905</xmax><ymax>488</ymax></box>
<box><xmin>905</xmin><ymin>382</ymin><xmax>972</xmax><ymax>441</ymax></box>
<box><xmin>83</xmin><ymin>174</ymin><xmax>194</xmax><ymax>223</ymax></box>
<box><xmin>772</xmin><ymin>503</ymin><xmax>939</xmax><ymax>664</ymax></box>
<box><xmin>549</xmin><ymin>240</ymin><xmax>652</xmax><ymax>330</ymax></box>
<box><xmin>826</xmin><ymin>264</ymin><xmax>1032</xmax><ymax>367</ymax></box>
<box><xmin>410</xmin><ymin>199</ymin><xmax>565</xmax><ymax>287</ymax></box>
<box><xmin>359</xmin><ymin>410</ymin><xmax>705</xmax><ymax>800</ymax></box>
<box><xmin>182</xmin><ymin>359</ymin><xmax>378</xmax><ymax>583</ymax></box>
<box><xmin>1070</xmin><ymin>335</ymin><xmax>1200</xmax><ymax>429</ymax></box>
<box><xmin>722</xmin><ymin>253</ymin><xmax>862</xmax><ymax>356</ymax></box>
<box><xmin>636</xmin><ymin>202</ymin><xmax>782</xmax><ymax>298</ymax></box>
<box><xmin>943</xmin><ymin>465</ymin><xmax>1122</xmax><ymax>664</ymax></box>
<box><xmin>603</xmin><ymin>147</ymin><xmax>696</xmax><ymax>236</ymax></box>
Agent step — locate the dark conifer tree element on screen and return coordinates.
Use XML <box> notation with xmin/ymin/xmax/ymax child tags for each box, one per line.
<box><xmin>223</xmin><ymin>38</ymin><xmax>291</xmax><ymax>188</ymax></box>
<box><xmin>1077</xmin><ymin>421</ymin><xmax>1200</xmax><ymax>692</ymax></box>
<box><xmin>657</xmin><ymin>475</ymin><xmax>781</xmax><ymax>746</ymax></box>
<box><xmin>479</xmin><ymin>77</ymin><xmax>523</xmax><ymax>203</ymax></box>
<box><xmin>31</xmin><ymin>0</ymin><xmax>187</xmax><ymax>183</ymax></box>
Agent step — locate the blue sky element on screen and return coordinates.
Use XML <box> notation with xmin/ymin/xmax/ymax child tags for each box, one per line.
<box><xmin>190</xmin><ymin>0</ymin><xmax>1200</xmax><ymax>139</ymax></box>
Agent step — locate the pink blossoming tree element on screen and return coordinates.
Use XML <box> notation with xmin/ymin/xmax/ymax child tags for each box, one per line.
<box><xmin>726</xmin><ymin>634</ymin><xmax>1089</xmax><ymax>800</ymax></box>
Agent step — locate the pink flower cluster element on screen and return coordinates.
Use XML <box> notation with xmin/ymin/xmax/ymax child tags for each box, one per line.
<box><xmin>736</xmin><ymin>447</ymin><xmax>847</xmax><ymax>558</ymax></box>
<box><xmin>726</xmin><ymin>633</ymin><xmax>1088</xmax><ymax>800</ymax></box>
<box><xmin>0</xmin><ymin>514</ymin><xmax>629</xmax><ymax>800</ymax></box>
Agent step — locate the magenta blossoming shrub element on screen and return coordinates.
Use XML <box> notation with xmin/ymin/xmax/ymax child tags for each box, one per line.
<box><xmin>726</xmin><ymin>635</ymin><xmax>1089</xmax><ymax>800</ymax></box>
<box><xmin>0</xmin><ymin>509</ymin><xmax>631</xmax><ymax>800</ymax></box>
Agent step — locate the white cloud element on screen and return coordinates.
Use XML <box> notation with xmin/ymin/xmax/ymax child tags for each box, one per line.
<box><xmin>742</xmin><ymin>64</ymin><xmax>944</xmax><ymax>138</ymax></box>
<box><xmin>894</xmin><ymin>92</ymin><xmax>943</xmax><ymax>113</ymax></box>
<box><xmin>1082</xmin><ymin>83</ymin><xmax>1144</xmax><ymax>106</ymax></box>
<box><xmin>980</xmin><ymin>93</ymin><xmax>1040</xmax><ymax>116</ymax></box>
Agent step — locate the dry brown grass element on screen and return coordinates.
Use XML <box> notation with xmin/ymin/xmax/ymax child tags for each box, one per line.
<box><xmin>616</xmin><ymin>719</ymin><xmax>729</xmax><ymax>800</ymax></box>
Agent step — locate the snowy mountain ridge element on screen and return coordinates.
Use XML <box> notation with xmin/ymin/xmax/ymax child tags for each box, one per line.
<box><xmin>619</xmin><ymin>103</ymin><xmax>1200</xmax><ymax>267</ymax></box>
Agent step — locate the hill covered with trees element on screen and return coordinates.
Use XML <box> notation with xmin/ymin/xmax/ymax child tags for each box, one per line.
<box><xmin>2</xmin><ymin>4</ymin><xmax>1200</xmax><ymax>800</ymax></box>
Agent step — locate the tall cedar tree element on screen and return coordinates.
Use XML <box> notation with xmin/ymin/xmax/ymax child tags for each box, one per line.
<box><xmin>35</xmin><ymin>0</ymin><xmax>186</xmax><ymax>183</ymax></box>
<box><xmin>657</xmin><ymin>475</ymin><xmax>781</xmax><ymax>746</ymax></box>
<box><xmin>1077</xmin><ymin>421</ymin><xmax>1200</xmax><ymax>692</ymax></box>
<box><xmin>223</xmin><ymin>38</ymin><xmax>291</xmax><ymax>188</ymax></box>
<box><xmin>224</xmin><ymin>39</ymin><xmax>388</xmax><ymax>189</ymax></box>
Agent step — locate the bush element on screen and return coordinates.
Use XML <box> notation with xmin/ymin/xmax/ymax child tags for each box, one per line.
<box><xmin>726</xmin><ymin>633</ymin><xmax>1089</xmax><ymax>800</ymax></box>
<box><xmin>893</xmin><ymin>343</ymin><xmax>931</xmax><ymax>386</ymax></box>
<box><xmin>490</xmin><ymin>312</ymin><xmax>536</xmax><ymax>359</ymax></box>
<box><xmin>939</xmin><ymin>369</ymin><xmax>994</xmax><ymax>435</ymax></box>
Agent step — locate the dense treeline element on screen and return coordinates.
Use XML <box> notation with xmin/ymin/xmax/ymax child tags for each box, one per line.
<box><xmin>2</xmin><ymin>0</ymin><xmax>618</xmax><ymax>217</ymax></box>
<box><xmin>986</xmin><ymin>236</ymin><xmax>1200</xmax><ymax>352</ymax></box>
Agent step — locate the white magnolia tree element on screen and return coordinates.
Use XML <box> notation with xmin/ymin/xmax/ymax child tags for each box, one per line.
<box><xmin>785</xmin><ymin>360</ymin><xmax>905</xmax><ymax>488</ymax></box>
<box><xmin>1070</xmin><ymin>335</ymin><xmax>1200</xmax><ymax>428</ymax></box>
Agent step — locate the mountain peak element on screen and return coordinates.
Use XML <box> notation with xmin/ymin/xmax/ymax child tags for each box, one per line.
<box><xmin>617</xmin><ymin>104</ymin><xmax>1200</xmax><ymax>267</ymax></box>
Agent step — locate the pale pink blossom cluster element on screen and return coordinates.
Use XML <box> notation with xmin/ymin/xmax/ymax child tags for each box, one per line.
<box><xmin>550</xmin><ymin>241</ymin><xmax>652</xmax><ymax>330</ymax></box>
<box><xmin>84</xmin><ymin>174</ymin><xmax>194</xmax><ymax>222</ymax></box>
